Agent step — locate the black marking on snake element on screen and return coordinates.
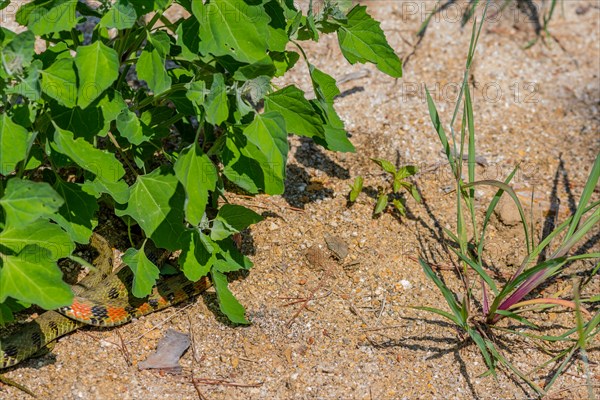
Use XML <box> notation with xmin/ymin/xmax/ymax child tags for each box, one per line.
<box><xmin>48</xmin><ymin>320</ymin><xmax>59</xmax><ymax>336</ymax></box>
<box><xmin>30</xmin><ymin>331</ymin><xmax>42</xmax><ymax>348</ymax></box>
<box><xmin>121</xmin><ymin>273</ymin><xmax>134</xmax><ymax>287</ymax></box>
<box><xmin>108</xmin><ymin>287</ymin><xmax>120</xmax><ymax>299</ymax></box>
<box><xmin>3</xmin><ymin>345</ymin><xmax>18</xmax><ymax>358</ymax></box>
<box><xmin>148</xmin><ymin>299</ymin><xmax>160</xmax><ymax>309</ymax></box>
<box><xmin>157</xmin><ymin>281</ymin><xmax>170</xmax><ymax>292</ymax></box>
<box><xmin>124</xmin><ymin>305</ymin><xmax>137</xmax><ymax>314</ymax></box>
<box><xmin>91</xmin><ymin>305</ymin><xmax>109</xmax><ymax>319</ymax></box>
<box><xmin>166</xmin><ymin>292</ymin><xmax>176</xmax><ymax>302</ymax></box>
<box><xmin>182</xmin><ymin>283</ymin><xmax>196</xmax><ymax>297</ymax></box>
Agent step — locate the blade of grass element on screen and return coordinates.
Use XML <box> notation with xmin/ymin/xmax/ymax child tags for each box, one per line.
<box><xmin>426</xmin><ymin>88</ymin><xmax>457</xmax><ymax>178</ymax></box>
<box><xmin>565</xmin><ymin>152</ymin><xmax>600</xmax><ymax>240</ymax></box>
<box><xmin>450</xmin><ymin>247</ymin><xmax>498</xmax><ymax>293</ymax></box>
<box><xmin>520</xmin><ymin>200</ymin><xmax>600</xmax><ymax>273</ymax></box>
<box><xmin>542</xmin><ymin>345</ymin><xmax>578</xmax><ymax>394</ymax></box>
<box><xmin>493</xmin><ymin>309</ymin><xmax>538</xmax><ymax>329</ymax></box>
<box><xmin>411</xmin><ymin>306</ymin><xmax>462</xmax><ymax>326</ymax></box>
<box><xmin>464</xmin><ymin>83</ymin><xmax>478</xmax><ymax>242</ymax></box>
<box><xmin>419</xmin><ymin>258</ymin><xmax>466</xmax><ymax>327</ymax></box>
<box><xmin>486</xmin><ymin>341</ymin><xmax>545</xmax><ymax>395</ymax></box>
<box><xmin>476</xmin><ymin>165</ymin><xmax>519</xmax><ymax>259</ymax></box>
<box><xmin>487</xmin><ymin>257</ymin><xmax>568</xmax><ymax>321</ymax></box>
<box><xmin>493</xmin><ymin>253</ymin><xmax>599</xmax><ymax>322</ymax></box>
<box><xmin>468</xmin><ymin>327</ymin><xmax>495</xmax><ymax>375</ymax></box>
<box><xmin>461</xmin><ymin>0</ymin><xmax>481</xmax><ymax>27</ymax></box>
<box><xmin>509</xmin><ymin>298</ymin><xmax>592</xmax><ymax>318</ymax></box>
<box><xmin>553</xmin><ymin>210</ymin><xmax>600</xmax><ymax>258</ymax></box>
<box><xmin>464</xmin><ymin>179</ymin><xmax>531</xmax><ymax>254</ymax></box>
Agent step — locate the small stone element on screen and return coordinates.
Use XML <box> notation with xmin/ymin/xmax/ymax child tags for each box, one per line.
<box><xmin>284</xmin><ymin>347</ymin><xmax>293</xmax><ymax>364</ymax></box>
<box><xmin>400</xmin><ymin>280</ymin><xmax>412</xmax><ymax>290</ymax></box>
<box><xmin>495</xmin><ymin>195</ymin><xmax>521</xmax><ymax>226</ymax></box>
<box><xmin>324</xmin><ymin>233</ymin><xmax>349</xmax><ymax>260</ymax></box>
<box><xmin>269</xmin><ymin>222</ymin><xmax>279</xmax><ymax>231</ymax></box>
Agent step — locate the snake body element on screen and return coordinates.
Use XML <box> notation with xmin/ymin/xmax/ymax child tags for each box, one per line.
<box><xmin>0</xmin><ymin>234</ymin><xmax>211</xmax><ymax>369</ymax></box>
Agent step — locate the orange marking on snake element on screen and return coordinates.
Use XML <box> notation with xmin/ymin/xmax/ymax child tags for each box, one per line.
<box><xmin>106</xmin><ymin>305</ymin><xmax>129</xmax><ymax>323</ymax></box>
<box><xmin>136</xmin><ymin>303</ymin><xmax>153</xmax><ymax>315</ymax></box>
<box><xmin>69</xmin><ymin>301</ymin><xmax>92</xmax><ymax>320</ymax></box>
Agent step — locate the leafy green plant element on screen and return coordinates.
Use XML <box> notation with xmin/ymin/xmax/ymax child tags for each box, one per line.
<box><xmin>0</xmin><ymin>0</ymin><xmax>402</xmax><ymax>324</ymax></box>
<box><xmin>417</xmin><ymin>7</ymin><xmax>599</xmax><ymax>396</ymax></box>
<box><xmin>369</xmin><ymin>158</ymin><xmax>420</xmax><ymax>217</ymax></box>
<box><xmin>348</xmin><ymin>176</ymin><xmax>363</xmax><ymax>202</ymax></box>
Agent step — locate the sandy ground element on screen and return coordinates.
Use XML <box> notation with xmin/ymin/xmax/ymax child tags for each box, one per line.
<box><xmin>1</xmin><ymin>1</ymin><xmax>599</xmax><ymax>399</ymax></box>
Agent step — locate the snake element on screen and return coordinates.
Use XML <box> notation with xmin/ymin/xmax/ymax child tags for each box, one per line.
<box><xmin>0</xmin><ymin>233</ymin><xmax>211</xmax><ymax>369</ymax></box>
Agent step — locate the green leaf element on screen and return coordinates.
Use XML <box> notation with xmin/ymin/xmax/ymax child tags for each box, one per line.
<box><xmin>310</xmin><ymin>64</ymin><xmax>339</xmax><ymax>103</ymax></box>
<box><xmin>130</xmin><ymin>0</ymin><xmax>169</xmax><ymax>16</ymax></box>
<box><xmin>175</xmin><ymin>15</ymin><xmax>200</xmax><ymax>61</ymax></box>
<box><xmin>137</xmin><ymin>46</ymin><xmax>171</xmax><ymax>95</ymax></box>
<box><xmin>263</xmin><ymin>0</ymin><xmax>289</xmax><ymax>52</ymax></box>
<box><xmin>232</xmin><ymin>57</ymin><xmax>276</xmax><ymax>81</ymax></box>
<box><xmin>122</xmin><ymin>243</ymin><xmax>160</xmax><ymax>298</ymax></box>
<box><xmin>0</xmin><ymin>301</ymin><xmax>19</xmax><ymax>325</ymax></box>
<box><xmin>392</xmin><ymin>198</ymin><xmax>406</xmax><ymax>216</ymax></box>
<box><xmin>205</xmin><ymin>74</ymin><xmax>229</xmax><ymax>125</ymax></box>
<box><xmin>148</xmin><ymin>30</ymin><xmax>171</xmax><ymax>57</ymax></box>
<box><xmin>349</xmin><ymin>176</ymin><xmax>363</xmax><ymax>202</ymax></box>
<box><xmin>271</xmin><ymin>51</ymin><xmax>299</xmax><ymax>77</ymax></box>
<box><xmin>221</xmin><ymin>116</ymin><xmax>288</xmax><ymax>195</ymax></box>
<box><xmin>308</xmin><ymin>65</ymin><xmax>354</xmax><ymax>152</ymax></box>
<box><xmin>319</xmin><ymin>125</ymin><xmax>355</xmax><ymax>152</ymax></box>
<box><xmin>53</xmin><ymin>124</ymin><xmax>126</xmax><ymax>183</ymax></box>
<box><xmin>99</xmin><ymin>0</ymin><xmax>137</xmax><ymax>29</ymax></box>
<box><xmin>1</xmin><ymin>30</ymin><xmax>35</xmax><ymax>77</ymax></box>
<box><xmin>211</xmin><ymin>269</ymin><xmax>248</xmax><ymax>324</ymax></box>
<box><xmin>179</xmin><ymin>230</ymin><xmax>215</xmax><ymax>281</ymax></box>
<box><xmin>264</xmin><ymin>85</ymin><xmax>324</xmax><ymax>138</ymax></box>
<box><xmin>195</xmin><ymin>0</ymin><xmax>270</xmax><ymax>63</ymax></box>
<box><xmin>16</xmin><ymin>0</ymin><xmax>78</xmax><ymax>36</ymax></box>
<box><xmin>41</xmin><ymin>58</ymin><xmax>78</xmax><ymax>107</ymax></box>
<box><xmin>51</xmin><ymin>180</ymin><xmax>99</xmax><ymax>243</ymax></box>
<box><xmin>0</xmin><ymin>178</ymin><xmax>63</xmax><ymax>226</ymax></box>
<box><xmin>75</xmin><ymin>41</ymin><xmax>119</xmax><ymax>109</ymax></box>
<box><xmin>174</xmin><ymin>143</ymin><xmax>218</xmax><ymax>226</ymax></box>
<box><xmin>214</xmin><ymin>237</ymin><xmax>253</xmax><ymax>272</ymax></box>
<box><xmin>242</xmin><ymin>112</ymin><xmax>289</xmax><ymax>193</ymax></box>
<box><xmin>116</xmin><ymin>109</ymin><xmax>146</xmax><ymax>145</ymax></box>
<box><xmin>0</xmin><ymin>113</ymin><xmax>31</xmax><ymax>175</ymax></box>
<box><xmin>371</xmin><ymin>158</ymin><xmax>396</xmax><ymax>175</ymax></box>
<box><xmin>82</xmin><ymin>176</ymin><xmax>130</xmax><ymax>204</ymax></box>
<box><xmin>96</xmin><ymin>90</ymin><xmax>128</xmax><ymax>136</ymax></box>
<box><xmin>373</xmin><ymin>193</ymin><xmax>388</xmax><ymax>215</ymax></box>
<box><xmin>51</xmin><ymin>102</ymin><xmax>104</xmax><ymax>137</ymax></box>
<box><xmin>116</xmin><ymin>167</ymin><xmax>187</xmax><ymax>251</ymax></box>
<box><xmin>7</xmin><ymin>59</ymin><xmax>42</xmax><ymax>100</ymax></box>
<box><xmin>396</xmin><ymin>165</ymin><xmax>419</xmax><ymax>180</ymax></box>
<box><xmin>185</xmin><ymin>80</ymin><xmax>207</xmax><ymax>108</ymax></box>
<box><xmin>0</xmin><ymin>218</ymin><xmax>75</xmax><ymax>260</ymax></box>
<box><xmin>337</xmin><ymin>5</ymin><xmax>402</xmax><ymax>78</ymax></box>
<box><xmin>408</xmin><ymin>183</ymin><xmax>421</xmax><ymax>203</ymax></box>
<box><xmin>0</xmin><ymin>245</ymin><xmax>73</xmax><ymax>310</ymax></box>
<box><xmin>211</xmin><ymin>204</ymin><xmax>263</xmax><ymax>241</ymax></box>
